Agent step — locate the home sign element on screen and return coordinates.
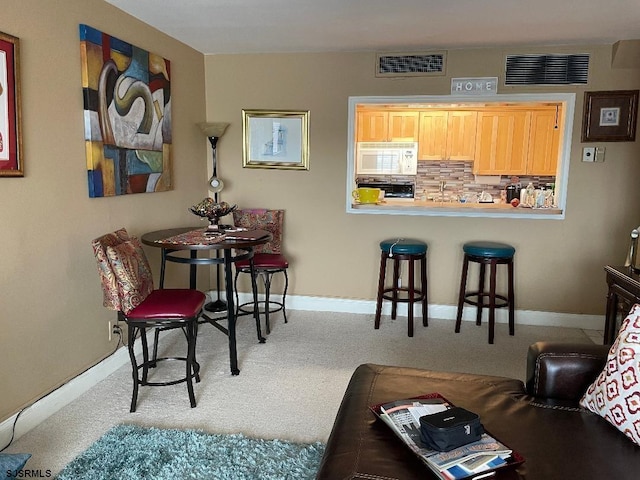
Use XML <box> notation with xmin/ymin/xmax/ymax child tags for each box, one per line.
<box><xmin>451</xmin><ymin>77</ymin><xmax>498</xmax><ymax>95</ymax></box>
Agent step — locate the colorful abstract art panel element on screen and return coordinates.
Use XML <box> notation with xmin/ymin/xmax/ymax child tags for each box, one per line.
<box><xmin>79</xmin><ymin>25</ymin><xmax>172</xmax><ymax>197</ymax></box>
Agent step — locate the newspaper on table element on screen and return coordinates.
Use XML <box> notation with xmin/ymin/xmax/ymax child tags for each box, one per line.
<box><xmin>375</xmin><ymin>396</ymin><xmax>515</xmax><ymax>480</ymax></box>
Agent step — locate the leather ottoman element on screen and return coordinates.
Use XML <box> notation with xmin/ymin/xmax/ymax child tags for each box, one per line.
<box><xmin>316</xmin><ymin>345</ymin><xmax>640</xmax><ymax>479</ymax></box>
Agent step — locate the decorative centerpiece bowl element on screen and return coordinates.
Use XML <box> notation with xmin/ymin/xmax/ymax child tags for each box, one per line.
<box><xmin>189</xmin><ymin>198</ymin><xmax>237</xmax><ymax>229</ymax></box>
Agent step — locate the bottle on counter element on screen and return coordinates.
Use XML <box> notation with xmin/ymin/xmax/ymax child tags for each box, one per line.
<box><xmin>535</xmin><ymin>186</ymin><xmax>545</xmax><ymax>208</ymax></box>
<box><xmin>522</xmin><ymin>182</ymin><xmax>536</xmax><ymax>207</ymax></box>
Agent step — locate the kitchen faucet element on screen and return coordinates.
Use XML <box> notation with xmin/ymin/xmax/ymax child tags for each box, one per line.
<box><xmin>439</xmin><ymin>180</ymin><xmax>446</xmax><ymax>202</ymax></box>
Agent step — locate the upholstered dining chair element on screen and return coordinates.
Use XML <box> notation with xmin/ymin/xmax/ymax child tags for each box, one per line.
<box><xmin>232</xmin><ymin>209</ymin><xmax>289</xmax><ymax>334</ymax></box>
<box><xmin>91</xmin><ymin>228</ymin><xmax>206</xmax><ymax>412</ymax></box>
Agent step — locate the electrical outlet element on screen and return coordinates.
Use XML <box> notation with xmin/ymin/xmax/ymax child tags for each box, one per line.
<box><xmin>108</xmin><ymin>321</ymin><xmax>112</xmax><ymax>341</ymax></box>
<box><xmin>582</xmin><ymin>147</ymin><xmax>596</xmax><ymax>162</ymax></box>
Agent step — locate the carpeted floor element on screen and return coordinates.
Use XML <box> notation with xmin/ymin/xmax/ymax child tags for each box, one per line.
<box><xmin>55</xmin><ymin>424</ymin><xmax>324</xmax><ymax>480</ymax></box>
<box><xmin>4</xmin><ymin>310</ymin><xmax>596</xmax><ymax>476</ymax></box>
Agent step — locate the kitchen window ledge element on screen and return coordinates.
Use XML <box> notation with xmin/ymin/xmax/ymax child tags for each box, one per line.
<box><xmin>348</xmin><ymin>200</ymin><xmax>564</xmax><ymax>219</ymax></box>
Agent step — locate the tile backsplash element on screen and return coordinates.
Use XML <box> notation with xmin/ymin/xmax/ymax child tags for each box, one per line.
<box><xmin>357</xmin><ymin>161</ymin><xmax>555</xmax><ymax>202</ymax></box>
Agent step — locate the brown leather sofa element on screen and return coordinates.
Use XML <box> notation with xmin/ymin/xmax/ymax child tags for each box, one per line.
<box><xmin>316</xmin><ymin>342</ymin><xmax>640</xmax><ymax>479</ymax></box>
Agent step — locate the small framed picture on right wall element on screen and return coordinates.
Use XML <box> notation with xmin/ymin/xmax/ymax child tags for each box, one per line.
<box><xmin>582</xmin><ymin>90</ymin><xmax>639</xmax><ymax>142</ymax></box>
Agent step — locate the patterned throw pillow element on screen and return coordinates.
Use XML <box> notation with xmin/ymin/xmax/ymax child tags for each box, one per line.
<box><xmin>106</xmin><ymin>237</ymin><xmax>154</xmax><ymax>314</ymax></box>
<box><xmin>579</xmin><ymin>303</ymin><xmax>640</xmax><ymax>445</ymax></box>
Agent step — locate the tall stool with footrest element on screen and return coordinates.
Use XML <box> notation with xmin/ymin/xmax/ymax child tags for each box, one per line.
<box><xmin>92</xmin><ymin>228</ymin><xmax>205</xmax><ymax>412</ymax></box>
<box><xmin>232</xmin><ymin>208</ymin><xmax>289</xmax><ymax>335</ymax></box>
<box><xmin>374</xmin><ymin>238</ymin><xmax>428</xmax><ymax>337</ymax></box>
<box><xmin>455</xmin><ymin>241</ymin><xmax>515</xmax><ymax>344</ymax></box>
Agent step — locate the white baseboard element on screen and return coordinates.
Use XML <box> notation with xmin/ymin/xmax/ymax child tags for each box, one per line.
<box><xmin>1</xmin><ymin>294</ymin><xmax>604</xmax><ymax>448</ymax></box>
<box><xmin>0</xmin><ymin>332</ymin><xmax>149</xmax><ymax>449</ymax></box>
<box><xmin>232</xmin><ymin>291</ymin><xmax>605</xmax><ymax>331</ymax></box>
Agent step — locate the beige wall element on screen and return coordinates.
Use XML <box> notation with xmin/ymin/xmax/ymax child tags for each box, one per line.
<box><xmin>1</xmin><ymin>1</ymin><xmax>207</xmax><ymax>421</ymax></box>
<box><xmin>205</xmin><ymin>45</ymin><xmax>640</xmax><ymax>314</ymax></box>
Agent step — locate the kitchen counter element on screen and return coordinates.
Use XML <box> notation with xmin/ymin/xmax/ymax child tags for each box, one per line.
<box><xmin>350</xmin><ymin>198</ymin><xmax>563</xmax><ymax>218</ymax></box>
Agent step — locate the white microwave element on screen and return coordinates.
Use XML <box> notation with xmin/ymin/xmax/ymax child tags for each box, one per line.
<box><xmin>356</xmin><ymin>142</ymin><xmax>418</xmax><ymax>175</ymax></box>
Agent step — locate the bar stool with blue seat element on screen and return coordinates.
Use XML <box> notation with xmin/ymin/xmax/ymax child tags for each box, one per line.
<box><xmin>374</xmin><ymin>238</ymin><xmax>428</xmax><ymax>337</ymax></box>
<box><xmin>455</xmin><ymin>241</ymin><xmax>515</xmax><ymax>344</ymax></box>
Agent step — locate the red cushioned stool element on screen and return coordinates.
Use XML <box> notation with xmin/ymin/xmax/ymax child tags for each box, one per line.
<box><xmin>233</xmin><ymin>209</ymin><xmax>289</xmax><ymax>335</ymax></box>
<box><xmin>92</xmin><ymin>229</ymin><xmax>205</xmax><ymax>412</ymax></box>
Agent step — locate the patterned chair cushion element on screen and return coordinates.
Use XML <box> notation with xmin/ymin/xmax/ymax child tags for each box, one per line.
<box><xmin>91</xmin><ymin>228</ymin><xmax>130</xmax><ymax>311</ymax></box>
<box><xmin>232</xmin><ymin>209</ymin><xmax>284</xmax><ymax>254</ymax></box>
<box><xmin>106</xmin><ymin>237</ymin><xmax>154</xmax><ymax>315</ymax></box>
<box><xmin>580</xmin><ymin>303</ymin><xmax>640</xmax><ymax>445</ymax></box>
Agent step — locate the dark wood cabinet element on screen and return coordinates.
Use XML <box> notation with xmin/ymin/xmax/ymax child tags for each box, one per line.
<box><xmin>604</xmin><ymin>265</ymin><xmax>640</xmax><ymax>344</ymax></box>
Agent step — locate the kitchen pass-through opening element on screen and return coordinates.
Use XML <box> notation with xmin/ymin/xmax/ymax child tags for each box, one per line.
<box><xmin>346</xmin><ymin>93</ymin><xmax>576</xmax><ymax>219</ymax></box>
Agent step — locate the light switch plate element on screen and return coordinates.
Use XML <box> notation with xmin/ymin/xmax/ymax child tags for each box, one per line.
<box><xmin>595</xmin><ymin>147</ymin><xmax>606</xmax><ymax>162</ymax></box>
<box><xmin>582</xmin><ymin>147</ymin><xmax>596</xmax><ymax>162</ymax></box>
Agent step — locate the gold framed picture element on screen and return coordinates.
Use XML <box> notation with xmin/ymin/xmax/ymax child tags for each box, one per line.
<box><xmin>242</xmin><ymin>109</ymin><xmax>309</xmax><ymax>170</ymax></box>
<box><xmin>0</xmin><ymin>31</ymin><xmax>23</xmax><ymax>177</ymax></box>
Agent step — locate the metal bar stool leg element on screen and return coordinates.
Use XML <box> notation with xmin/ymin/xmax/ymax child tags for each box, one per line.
<box><xmin>249</xmin><ymin>259</ymin><xmax>265</xmax><ymax>343</ymax></box>
<box><xmin>193</xmin><ymin>321</ymin><xmax>200</xmax><ymax>383</ymax></box>
<box><xmin>185</xmin><ymin>319</ymin><xmax>197</xmax><ymax>408</ymax></box>
<box><xmin>263</xmin><ymin>272</ymin><xmax>272</xmax><ymax>335</ymax></box>
<box><xmin>151</xmin><ymin>328</ymin><xmax>160</xmax><ymax>367</ymax></box>
<box><xmin>282</xmin><ymin>270</ymin><xmax>289</xmax><ymax>323</ymax></box>
<box><xmin>127</xmin><ymin>323</ymin><xmax>140</xmax><ymax>413</ymax></box>
<box><xmin>234</xmin><ymin>269</ymin><xmax>241</xmax><ymax>316</ymax></box>
<box><xmin>140</xmin><ymin>326</ymin><xmax>149</xmax><ymax>384</ymax></box>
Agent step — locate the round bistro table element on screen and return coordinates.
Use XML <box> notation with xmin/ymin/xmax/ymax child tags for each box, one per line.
<box><xmin>141</xmin><ymin>226</ymin><xmax>272</xmax><ymax>375</ymax></box>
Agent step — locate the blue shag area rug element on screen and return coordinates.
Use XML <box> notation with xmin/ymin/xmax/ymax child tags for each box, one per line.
<box><xmin>55</xmin><ymin>424</ymin><xmax>325</xmax><ymax>479</ymax></box>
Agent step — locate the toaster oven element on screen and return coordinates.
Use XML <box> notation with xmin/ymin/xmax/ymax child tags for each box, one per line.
<box><xmin>357</xmin><ymin>182</ymin><xmax>415</xmax><ymax>199</ymax></box>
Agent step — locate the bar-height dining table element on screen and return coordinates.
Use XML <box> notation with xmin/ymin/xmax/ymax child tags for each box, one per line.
<box><xmin>141</xmin><ymin>226</ymin><xmax>272</xmax><ymax>375</ymax></box>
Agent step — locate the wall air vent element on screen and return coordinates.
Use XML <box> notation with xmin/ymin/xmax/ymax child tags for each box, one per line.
<box><xmin>505</xmin><ymin>54</ymin><xmax>589</xmax><ymax>85</ymax></box>
<box><xmin>376</xmin><ymin>52</ymin><xmax>446</xmax><ymax>77</ymax></box>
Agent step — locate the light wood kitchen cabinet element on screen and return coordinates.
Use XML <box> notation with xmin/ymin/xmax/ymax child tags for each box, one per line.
<box><xmin>418</xmin><ymin>111</ymin><xmax>477</xmax><ymax>160</ymax></box>
<box><xmin>473</xmin><ymin>110</ymin><xmax>531</xmax><ymax>175</ymax></box>
<box><xmin>357</xmin><ymin>111</ymin><xmax>388</xmax><ymax>142</ymax></box>
<box><xmin>357</xmin><ymin>110</ymin><xmax>418</xmax><ymax>142</ymax></box>
<box><xmin>526</xmin><ymin>107</ymin><xmax>562</xmax><ymax>176</ymax></box>
<box><xmin>418</xmin><ymin>111</ymin><xmax>447</xmax><ymax>159</ymax></box>
<box><xmin>446</xmin><ymin>111</ymin><xmax>477</xmax><ymax>160</ymax></box>
<box><xmin>389</xmin><ymin>112</ymin><xmax>419</xmax><ymax>140</ymax></box>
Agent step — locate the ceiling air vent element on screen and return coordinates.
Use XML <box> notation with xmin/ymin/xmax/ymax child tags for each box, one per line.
<box><xmin>505</xmin><ymin>54</ymin><xmax>589</xmax><ymax>85</ymax></box>
<box><xmin>376</xmin><ymin>52</ymin><xmax>446</xmax><ymax>77</ymax></box>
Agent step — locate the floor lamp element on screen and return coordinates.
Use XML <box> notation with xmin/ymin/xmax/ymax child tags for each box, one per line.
<box><xmin>199</xmin><ymin>121</ymin><xmax>230</xmax><ymax>312</ymax></box>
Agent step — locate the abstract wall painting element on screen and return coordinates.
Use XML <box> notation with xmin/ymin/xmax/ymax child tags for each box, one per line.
<box><xmin>79</xmin><ymin>24</ymin><xmax>172</xmax><ymax>197</ymax></box>
<box><xmin>0</xmin><ymin>31</ymin><xmax>22</xmax><ymax>177</ymax></box>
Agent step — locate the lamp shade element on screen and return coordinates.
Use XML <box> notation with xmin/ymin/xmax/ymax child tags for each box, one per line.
<box><xmin>198</xmin><ymin>122</ymin><xmax>229</xmax><ymax>138</ymax></box>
